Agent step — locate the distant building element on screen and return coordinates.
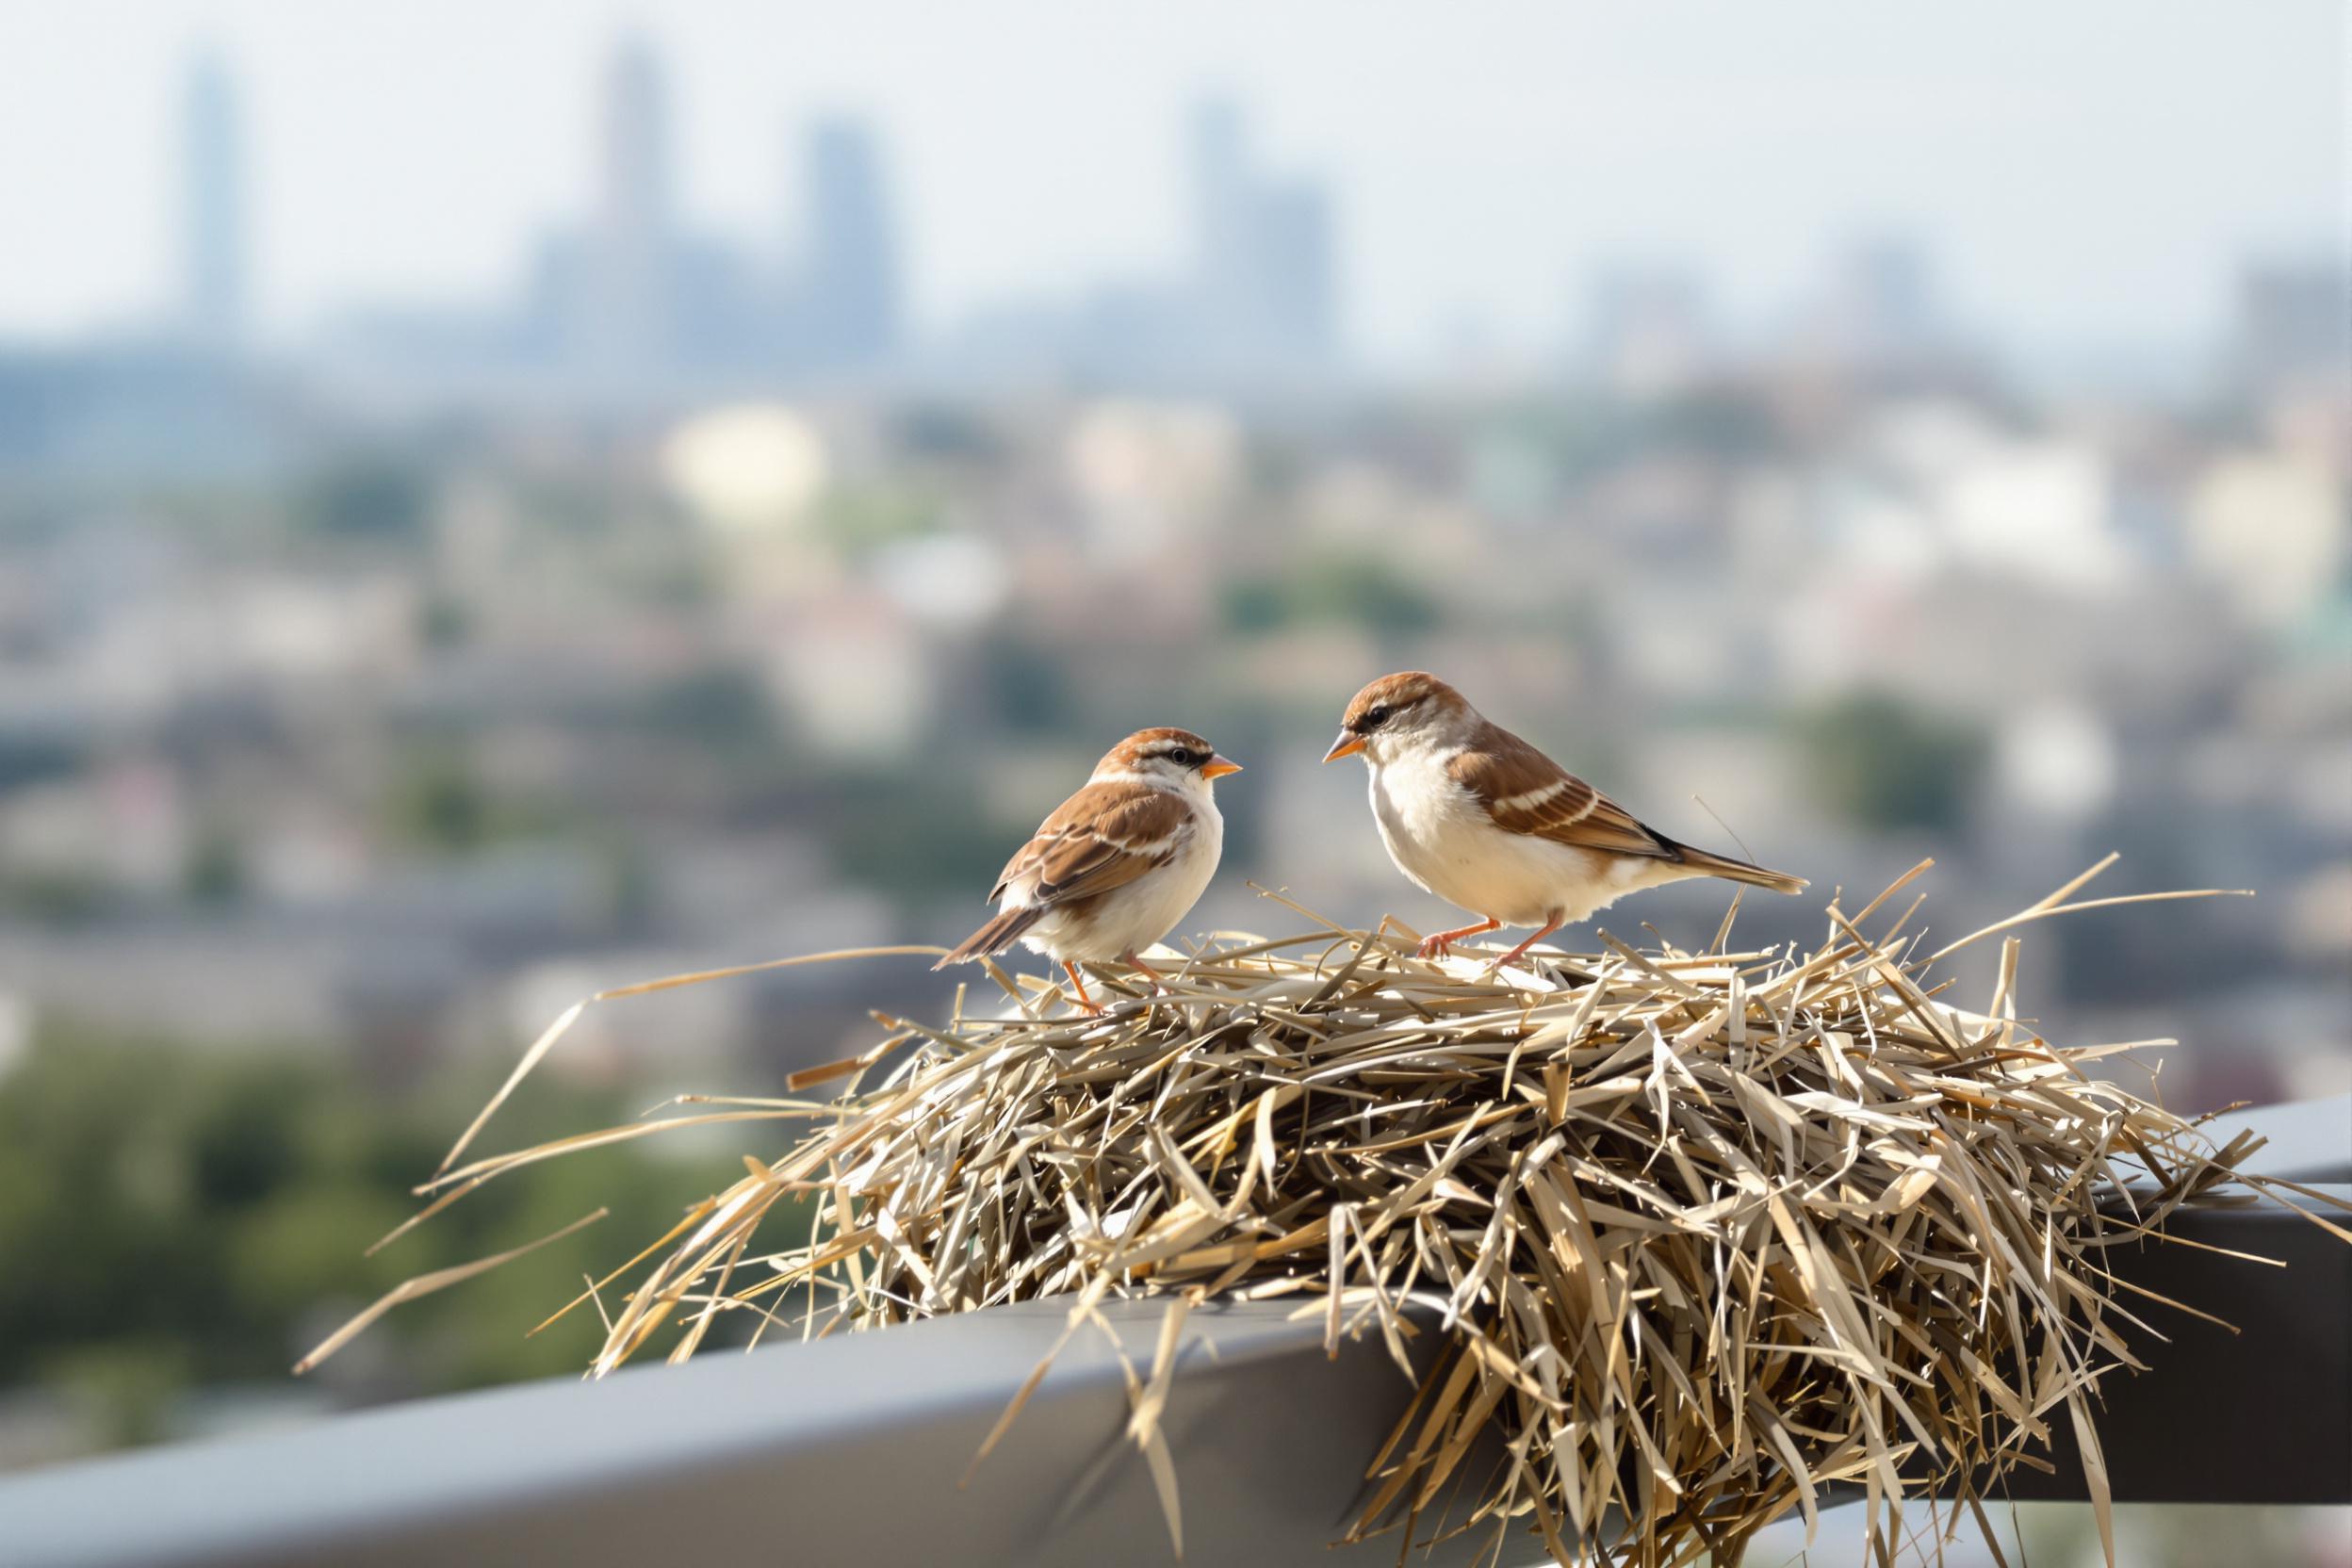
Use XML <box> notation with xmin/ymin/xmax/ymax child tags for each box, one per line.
<box><xmin>1188</xmin><ymin>97</ymin><xmax>1252</xmax><ymax>356</ymax></box>
<box><xmin>2230</xmin><ymin>258</ymin><xmax>2350</xmax><ymax>390</ymax></box>
<box><xmin>1578</xmin><ymin>264</ymin><xmax>1713</xmax><ymax>398</ymax></box>
<box><xmin>180</xmin><ymin>49</ymin><xmax>248</xmax><ymax>349</ymax></box>
<box><xmin>1185</xmin><ymin>96</ymin><xmax>1339</xmax><ymax>376</ymax></box>
<box><xmin>1253</xmin><ymin>180</ymin><xmax>1337</xmax><ymax>365</ymax></box>
<box><xmin>1789</xmin><ymin>236</ymin><xmax>1952</xmax><ymax>375</ymax></box>
<box><xmin>588</xmin><ymin>36</ymin><xmax>679</xmax><ymax>375</ymax></box>
<box><xmin>794</xmin><ymin>118</ymin><xmax>902</xmax><ymax>367</ymax></box>
<box><xmin>317</xmin><ymin>41</ymin><xmax>914</xmax><ymax>400</ymax></box>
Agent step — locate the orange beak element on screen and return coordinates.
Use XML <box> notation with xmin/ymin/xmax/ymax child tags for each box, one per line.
<box><xmin>1200</xmin><ymin>757</ymin><xmax>1243</xmax><ymax>781</ymax></box>
<box><xmin>1322</xmin><ymin>732</ymin><xmax>1366</xmax><ymax>763</ymax></box>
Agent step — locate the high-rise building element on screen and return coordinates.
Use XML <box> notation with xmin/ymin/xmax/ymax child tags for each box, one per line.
<box><xmin>795</xmin><ymin>118</ymin><xmax>902</xmax><ymax>366</ymax></box>
<box><xmin>1187</xmin><ymin>97</ymin><xmax>1251</xmax><ymax>356</ymax></box>
<box><xmin>1580</xmin><ymin>265</ymin><xmax>1713</xmax><ymax>397</ymax></box>
<box><xmin>1829</xmin><ymin>237</ymin><xmax>1938</xmax><ymax>366</ymax></box>
<box><xmin>1254</xmin><ymin>180</ymin><xmax>1335</xmax><ymax>365</ymax></box>
<box><xmin>2232</xmin><ymin>259</ymin><xmax>2350</xmax><ymax>389</ymax></box>
<box><xmin>590</xmin><ymin>36</ymin><xmax>678</xmax><ymax>372</ymax></box>
<box><xmin>1184</xmin><ymin>96</ymin><xmax>1338</xmax><ymax>376</ymax></box>
<box><xmin>180</xmin><ymin>49</ymin><xmax>248</xmax><ymax>349</ymax></box>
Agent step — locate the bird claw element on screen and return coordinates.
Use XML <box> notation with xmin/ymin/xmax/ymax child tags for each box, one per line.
<box><xmin>1415</xmin><ymin>936</ymin><xmax>1452</xmax><ymax>959</ymax></box>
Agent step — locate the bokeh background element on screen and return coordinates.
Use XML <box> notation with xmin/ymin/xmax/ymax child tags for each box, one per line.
<box><xmin>0</xmin><ymin>4</ymin><xmax>2345</xmax><ymax>1553</ymax></box>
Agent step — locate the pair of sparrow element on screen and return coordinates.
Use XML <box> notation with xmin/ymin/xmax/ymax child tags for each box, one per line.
<box><xmin>938</xmin><ymin>671</ymin><xmax>1806</xmax><ymax>1010</ymax></box>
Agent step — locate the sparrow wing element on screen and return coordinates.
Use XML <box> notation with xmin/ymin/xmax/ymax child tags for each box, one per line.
<box><xmin>1447</xmin><ymin>723</ymin><xmax>1681</xmax><ymax>862</ymax></box>
<box><xmin>990</xmin><ymin>782</ymin><xmax>1194</xmax><ymax>907</ymax></box>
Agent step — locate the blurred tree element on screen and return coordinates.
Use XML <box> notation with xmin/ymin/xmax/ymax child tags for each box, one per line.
<box><xmin>379</xmin><ymin>733</ymin><xmax>570</xmax><ymax>855</ymax></box>
<box><xmin>891</xmin><ymin>403</ymin><xmax>1003</xmax><ymax>463</ymax></box>
<box><xmin>827</xmin><ymin>769</ymin><xmax>1021</xmax><ymax>900</ymax></box>
<box><xmin>0</xmin><ymin>733</ymin><xmax>82</xmax><ymax>792</ymax></box>
<box><xmin>814</xmin><ymin>482</ymin><xmax>939</xmax><ymax>556</ymax></box>
<box><xmin>386</xmin><ymin>741</ymin><xmax>489</xmax><ymax>852</ymax></box>
<box><xmin>416</xmin><ymin>592</ymin><xmax>471</xmax><ymax>648</ymax></box>
<box><xmin>1219</xmin><ymin>549</ymin><xmax>1438</xmax><ymax>637</ymax></box>
<box><xmin>977</xmin><ymin>632</ymin><xmax>1073</xmax><ymax>735</ymax></box>
<box><xmin>1798</xmin><ymin>692</ymin><xmax>1988</xmax><ymax>833</ymax></box>
<box><xmin>0</xmin><ymin>1026</ymin><xmax>726</xmax><ymax>1452</ymax></box>
<box><xmin>182</xmin><ymin>825</ymin><xmax>248</xmax><ymax>905</ymax></box>
<box><xmin>294</xmin><ymin>457</ymin><xmax>429</xmax><ymax>543</ymax></box>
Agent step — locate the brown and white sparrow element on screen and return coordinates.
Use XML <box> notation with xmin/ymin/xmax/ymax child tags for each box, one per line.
<box><xmin>1324</xmin><ymin>672</ymin><xmax>1805</xmax><ymax>967</ymax></box>
<box><xmin>937</xmin><ymin>727</ymin><xmax>1241</xmax><ymax>1010</ymax></box>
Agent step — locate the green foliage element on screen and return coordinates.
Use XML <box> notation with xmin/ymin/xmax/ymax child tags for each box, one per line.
<box><xmin>642</xmin><ymin>668</ymin><xmax>778</xmax><ymax>752</ymax></box>
<box><xmin>182</xmin><ymin>825</ymin><xmax>248</xmax><ymax>905</ymax></box>
<box><xmin>294</xmin><ymin>458</ymin><xmax>430</xmax><ymax>543</ymax></box>
<box><xmin>0</xmin><ymin>867</ymin><xmax>113</xmax><ymax>924</ymax></box>
<box><xmin>0</xmin><ymin>732</ymin><xmax>82</xmax><ymax>792</ymax></box>
<box><xmin>1220</xmin><ymin>550</ymin><xmax>1440</xmax><ymax>637</ymax></box>
<box><xmin>827</xmin><ymin>769</ymin><xmax>1024</xmax><ymax>899</ymax></box>
<box><xmin>812</xmin><ymin>482</ymin><xmax>940</xmax><ymax>556</ymax></box>
<box><xmin>1798</xmin><ymin>691</ymin><xmax>1988</xmax><ymax>833</ymax></box>
<box><xmin>0</xmin><ymin>1026</ymin><xmax>717</xmax><ymax>1437</ymax></box>
<box><xmin>385</xmin><ymin>741</ymin><xmax>491</xmax><ymax>852</ymax></box>
<box><xmin>378</xmin><ymin>734</ymin><xmax>565</xmax><ymax>855</ymax></box>
<box><xmin>416</xmin><ymin>592</ymin><xmax>472</xmax><ymax>648</ymax></box>
<box><xmin>975</xmin><ymin>633</ymin><xmax>1073</xmax><ymax>736</ymax></box>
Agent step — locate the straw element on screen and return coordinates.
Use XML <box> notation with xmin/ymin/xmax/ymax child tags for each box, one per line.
<box><xmin>302</xmin><ymin>860</ymin><xmax>2340</xmax><ymax>1566</ymax></box>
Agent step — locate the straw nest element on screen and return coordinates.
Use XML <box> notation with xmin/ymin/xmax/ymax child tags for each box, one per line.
<box><xmin>304</xmin><ymin>857</ymin><xmax>2344</xmax><ymax>1566</ymax></box>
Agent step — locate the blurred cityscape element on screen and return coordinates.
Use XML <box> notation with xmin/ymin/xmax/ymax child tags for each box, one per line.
<box><xmin>0</xmin><ymin>35</ymin><xmax>2344</xmax><ymax>1490</ymax></box>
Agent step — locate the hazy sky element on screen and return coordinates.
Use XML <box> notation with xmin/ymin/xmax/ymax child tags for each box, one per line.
<box><xmin>0</xmin><ymin>1</ymin><xmax>2342</xmax><ymax>361</ymax></box>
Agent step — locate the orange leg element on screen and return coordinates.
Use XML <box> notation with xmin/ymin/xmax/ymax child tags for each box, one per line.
<box><xmin>1416</xmin><ymin>916</ymin><xmax>1501</xmax><ymax>958</ymax></box>
<box><xmin>1490</xmin><ymin>918</ymin><xmax>1564</xmax><ymax>972</ymax></box>
<box><xmin>1062</xmin><ymin>960</ymin><xmax>1104</xmax><ymax>1015</ymax></box>
<box><xmin>1120</xmin><ymin>950</ymin><xmax>1170</xmax><ymax>991</ymax></box>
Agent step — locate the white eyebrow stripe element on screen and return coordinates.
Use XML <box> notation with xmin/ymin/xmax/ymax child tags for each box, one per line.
<box><xmin>1492</xmin><ymin>779</ymin><xmax>1572</xmax><ymax>814</ymax></box>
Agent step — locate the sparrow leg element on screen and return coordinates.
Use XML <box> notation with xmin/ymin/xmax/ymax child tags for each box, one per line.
<box><xmin>1415</xmin><ymin>917</ymin><xmax>1501</xmax><ymax>959</ymax></box>
<box><xmin>1061</xmin><ymin>960</ymin><xmax>1104</xmax><ymax>1016</ymax></box>
<box><xmin>1119</xmin><ymin>951</ymin><xmax>1172</xmax><ymax>994</ymax></box>
<box><xmin>1490</xmin><ymin>919</ymin><xmax>1565</xmax><ymax>973</ymax></box>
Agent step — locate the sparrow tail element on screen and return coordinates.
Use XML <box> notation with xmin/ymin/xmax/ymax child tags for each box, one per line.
<box><xmin>934</xmin><ymin>906</ymin><xmax>1045</xmax><ymax>970</ymax></box>
<box><xmin>1674</xmin><ymin>845</ymin><xmax>1808</xmax><ymax>896</ymax></box>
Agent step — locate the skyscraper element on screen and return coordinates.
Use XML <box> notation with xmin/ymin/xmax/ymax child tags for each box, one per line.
<box><xmin>590</xmin><ymin>36</ymin><xmax>678</xmax><ymax>373</ymax></box>
<box><xmin>1255</xmin><ymin>180</ymin><xmax>1336</xmax><ymax>366</ymax></box>
<box><xmin>180</xmin><ymin>49</ymin><xmax>247</xmax><ymax>349</ymax></box>
<box><xmin>2232</xmin><ymin>258</ymin><xmax>2350</xmax><ymax>388</ymax></box>
<box><xmin>796</xmin><ymin>118</ymin><xmax>902</xmax><ymax>367</ymax></box>
<box><xmin>1187</xmin><ymin>97</ymin><xmax>1252</xmax><ymax>358</ymax></box>
<box><xmin>1184</xmin><ymin>96</ymin><xmax>1338</xmax><ymax>376</ymax></box>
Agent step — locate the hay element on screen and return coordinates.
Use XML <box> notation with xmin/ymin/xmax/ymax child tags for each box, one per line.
<box><xmin>307</xmin><ymin>857</ymin><xmax>2347</xmax><ymax>1566</ymax></box>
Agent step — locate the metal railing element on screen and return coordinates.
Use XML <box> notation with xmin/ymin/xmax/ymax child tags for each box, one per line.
<box><xmin>1</xmin><ymin>1096</ymin><xmax>2344</xmax><ymax>1568</ymax></box>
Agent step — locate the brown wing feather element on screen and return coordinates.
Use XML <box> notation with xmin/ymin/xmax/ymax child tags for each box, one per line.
<box><xmin>1447</xmin><ymin>723</ymin><xmax>1683</xmax><ymax>861</ymax></box>
<box><xmin>989</xmin><ymin>781</ymin><xmax>1193</xmax><ymax>908</ymax></box>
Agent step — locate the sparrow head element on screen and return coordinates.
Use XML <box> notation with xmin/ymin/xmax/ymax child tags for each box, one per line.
<box><xmin>1323</xmin><ymin>672</ymin><xmax>1473</xmax><ymax>764</ymax></box>
<box><xmin>1097</xmin><ymin>727</ymin><xmax>1243</xmax><ymax>792</ymax></box>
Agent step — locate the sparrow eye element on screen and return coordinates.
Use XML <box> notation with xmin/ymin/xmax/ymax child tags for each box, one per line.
<box><xmin>1363</xmin><ymin>705</ymin><xmax>1393</xmax><ymax>729</ymax></box>
<box><xmin>1166</xmin><ymin>747</ymin><xmax>1197</xmax><ymax>767</ymax></box>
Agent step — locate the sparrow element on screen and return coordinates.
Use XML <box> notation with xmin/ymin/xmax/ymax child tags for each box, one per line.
<box><xmin>937</xmin><ymin>727</ymin><xmax>1242</xmax><ymax>1011</ymax></box>
<box><xmin>1323</xmin><ymin>672</ymin><xmax>1805</xmax><ymax>968</ymax></box>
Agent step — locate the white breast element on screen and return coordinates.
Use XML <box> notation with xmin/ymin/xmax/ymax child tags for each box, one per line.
<box><xmin>1023</xmin><ymin>795</ymin><xmax>1223</xmax><ymax>963</ymax></box>
<box><xmin>1367</xmin><ymin>752</ymin><xmax>1672</xmax><ymax>928</ymax></box>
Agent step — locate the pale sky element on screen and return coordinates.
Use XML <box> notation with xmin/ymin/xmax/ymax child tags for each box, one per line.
<box><xmin>0</xmin><ymin>0</ymin><xmax>2342</xmax><ymax>362</ymax></box>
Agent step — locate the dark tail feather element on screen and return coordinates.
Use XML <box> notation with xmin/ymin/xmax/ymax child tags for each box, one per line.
<box><xmin>1675</xmin><ymin>844</ymin><xmax>1808</xmax><ymax>896</ymax></box>
<box><xmin>934</xmin><ymin>906</ymin><xmax>1045</xmax><ymax>970</ymax></box>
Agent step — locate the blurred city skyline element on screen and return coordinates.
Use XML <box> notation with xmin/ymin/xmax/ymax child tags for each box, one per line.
<box><xmin>1</xmin><ymin>1</ymin><xmax>2343</xmax><ymax>378</ymax></box>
